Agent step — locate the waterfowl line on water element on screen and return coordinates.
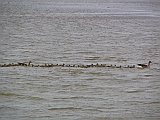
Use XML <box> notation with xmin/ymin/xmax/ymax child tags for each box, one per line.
<box><xmin>0</xmin><ymin>61</ymin><xmax>152</xmax><ymax>69</ymax></box>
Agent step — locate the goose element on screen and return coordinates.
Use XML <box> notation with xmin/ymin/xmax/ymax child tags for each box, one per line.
<box><xmin>137</xmin><ymin>61</ymin><xmax>152</xmax><ymax>68</ymax></box>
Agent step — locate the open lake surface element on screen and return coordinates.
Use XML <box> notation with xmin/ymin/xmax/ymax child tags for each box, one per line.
<box><xmin>0</xmin><ymin>0</ymin><xmax>160</xmax><ymax>119</ymax></box>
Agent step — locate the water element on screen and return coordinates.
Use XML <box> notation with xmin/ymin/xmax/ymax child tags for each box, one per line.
<box><xmin>0</xmin><ymin>0</ymin><xmax>160</xmax><ymax>119</ymax></box>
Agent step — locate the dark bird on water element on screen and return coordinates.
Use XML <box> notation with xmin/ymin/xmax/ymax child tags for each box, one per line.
<box><xmin>137</xmin><ymin>61</ymin><xmax>152</xmax><ymax>68</ymax></box>
<box><xmin>18</xmin><ymin>61</ymin><xmax>31</xmax><ymax>66</ymax></box>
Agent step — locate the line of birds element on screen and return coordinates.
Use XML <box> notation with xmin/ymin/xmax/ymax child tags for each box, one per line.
<box><xmin>0</xmin><ymin>61</ymin><xmax>152</xmax><ymax>68</ymax></box>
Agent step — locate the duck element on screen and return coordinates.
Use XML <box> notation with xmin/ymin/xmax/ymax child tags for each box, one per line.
<box><xmin>137</xmin><ymin>61</ymin><xmax>152</xmax><ymax>68</ymax></box>
<box><xmin>40</xmin><ymin>64</ymin><xmax>46</xmax><ymax>67</ymax></box>
<box><xmin>80</xmin><ymin>64</ymin><xmax>86</xmax><ymax>68</ymax></box>
<box><xmin>100</xmin><ymin>64</ymin><xmax>106</xmax><ymax>67</ymax></box>
<box><xmin>47</xmin><ymin>64</ymin><xmax>53</xmax><ymax>67</ymax></box>
<box><xmin>28</xmin><ymin>61</ymin><xmax>32</xmax><ymax>66</ymax></box>
<box><xmin>7</xmin><ymin>63</ymin><xmax>12</xmax><ymax>67</ymax></box>
<box><xmin>11</xmin><ymin>63</ymin><xmax>18</xmax><ymax>66</ymax></box>
<box><xmin>86</xmin><ymin>65</ymin><xmax>91</xmax><ymax>67</ymax></box>
<box><xmin>71</xmin><ymin>64</ymin><xmax>75</xmax><ymax>67</ymax></box>
<box><xmin>129</xmin><ymin>65</ymin><xmax>135</xmax><ymax>68</ymax></box>
<box><xmin>116</xmin><ymin>65</ymin><xmax>122</xmax><ymax>68</ymax></box>
<box><xmin>58</xmin><ymin>64</ymin><xmax>65</xmax><ymax>67</ymax></box>
<box><xmin>17</xmin><ymin>61</ymin><xmax>31</xmax><ymax>66</ymax></box>
<box><xmin>65</xmin><ymin>64</ymin><xmax>71</xmax><ymax>67</ymax></box>
<box><xmin>35</xmin><ymin>64</ymin><xmax>40</xmax><ymax>67</ymax></box>
<box><xmin>123</xmin><ymin>65</ymin><xmax>130</xmax><ymax>68</ymax></box>
<box><xmin>113</xmin><ymin>65</ymin><xmax>117</xmax><ymax>68</ymax></box>
<box><xmin>17</xmin><ymin>62</ymin><xmax>25</xmax><ymax>66</ymax></box>
<box><xmin>90</xmin><ymin>64</ymin><xmax>94</xmax><ymax>67</ymax></box>
<box><xmin>1</xmin><ymin>64</ymin><xmax>7</xmax><ymax>67</ymax></box>
<box><xmin>107</xmin><ymin>64</ymin><xmax>112</xmax><ymax>67</ymax></box>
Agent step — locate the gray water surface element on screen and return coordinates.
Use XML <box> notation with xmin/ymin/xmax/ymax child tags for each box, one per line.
<box><xmin>0</xmin><ymin>0</ymin><xmax>160</xmax><ymax>120</ymax></box>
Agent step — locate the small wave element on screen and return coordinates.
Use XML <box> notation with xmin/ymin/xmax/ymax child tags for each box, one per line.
<box><xmin>88</xmin><ymin>71</ymin><xmax>105</xmax><ymax>75</ymax></box>
<box><xmin>73</xmin><ymin>83</ymin><xmax>89</xmax><ymax>87</ymax></box>
<box><xmin>48</xmin><ymin>107</ymin><xmax>81</xmax><ymax>111</ymax></box>
<box><xmin>116</xmin><ymin>59</ymin><xmax>127</xmax><ymax>62</ymax></box>
<box><xmin>86</xmin><ymin>78</ymin><xmax>95</xmax><ymax>80</ymax></box>
<box><xmin>78</xmin><ymin>51</ymin><xmax>94</xmax><ymax>55</ymax></box>
<box><xmin>104</xmin><ymin>57</ymin><xmax>111</xmax><ymax>61</ymax></box>
<box><xmin>0</xmin><ymin>105</ymin><xmax>18</xmax><ymax>110</ymax></box>
<box><xmin>148</xmin><ymin>101</ymin><xmax>160</xmax><ymax>104</ymax></box>
<box><xmin>26</xmin><ymin>96</ymin><xmax>45</xmax><ymax>101</ymax></box>
<box><xmin>85</xmin><ymin>56</ymin><xmax>100</xmax><ymax>60</ymax></box>
<box><xmin>40</xmin><ymin>75</ymin><xmax>49</xmax><ymax>78</ymax></box>
<box><xmin>59</xmin><ymin>84</ymin><xmax>88</xmax><ymax>90</ymax></box>
<box><xmin>125</xmin><ymin>90</ymin><xmax>144</xmax><ymax>93</ymax></box>
<box><xmin>0</xmin><ymin>92</ymin><xmax>21</xmax><ymax>97</ymax></box>
<box><xmin>144</xmin><ymin>74</ymin><xmax>153</xmax><ymax>77</ymax></box>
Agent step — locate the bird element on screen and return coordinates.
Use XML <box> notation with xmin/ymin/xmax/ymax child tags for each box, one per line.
<box><xmin>17</xmin><ymin>61</ymin><xmax>31</xmax><ymax>66</ymax></box>
<box><xmin>137</xmin><ymin>61</ymin><xmax>152</xmax><ymax>68</ymax></box>
<box><xmin>130</xmin><ymin>65</ymin><xmax>135</xmax><ymax>68</ymax></box>
<box><xmin>107</xmin><ymin>64</ymin><xmax>112</xmax><ymax>67</ymax></box>
<box><xmin>116</xmin><ymin>65</ymin><xmax>122</xmax><ymax>68</ymax></box>
<box><xmin>58</xmin><ymin>64</ymin><xmax>65</xmax><ymax>67</ymax></box>
<box><xmin>17</xmin><ymin>62</ymin><xmax>25</xmax><ymax>66</ymax></box>
<box><xmin>28</xmin><ymin>61</ymin><xmax>32</xmax><ymax>66</ymax></box>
